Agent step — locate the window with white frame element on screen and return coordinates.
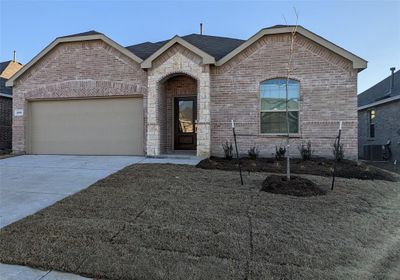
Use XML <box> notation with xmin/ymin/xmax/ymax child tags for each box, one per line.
<box><xmin>368</xmin><ymin>109</ymin><xmax>376</xmax><ymax>138</ymax></box>
<box><xmin>260</xmin><ymin>79</ymin><xmax>300</xmax><ymax>134</ymax></box>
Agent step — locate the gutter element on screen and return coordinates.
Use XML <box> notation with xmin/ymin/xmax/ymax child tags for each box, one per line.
<box><xmin>0</xmin><ymin>93</ymin><xmax>12</xmax><ymax>98</ymax></box>
<box><xmin>358</xmin><ymin>95</ymin><xmax>400</xmax><ymax>111</ymax></box>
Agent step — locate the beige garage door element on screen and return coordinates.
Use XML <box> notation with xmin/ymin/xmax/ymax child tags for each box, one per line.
<box><xmin>28</xmin><ymin>97</ymin><xmax>144</xmax><ymax>155</ymax></box>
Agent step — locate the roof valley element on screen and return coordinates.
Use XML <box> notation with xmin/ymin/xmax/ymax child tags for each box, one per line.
<box><xmin>126</xmin><ymin>33</ymin><xmax>245</xmax><ymax>60</ymax></box>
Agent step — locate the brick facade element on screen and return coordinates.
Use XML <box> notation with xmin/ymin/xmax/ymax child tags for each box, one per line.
<box><xmin>12</xmin><ymin>40</ymin><xmax>147</xmax><ymax>153</ymax></box>
<box><xmin>11</xmin><ymin>32</ymin><xmax>359</xmax><ymax>159</ymax></box>
<box><xmin>210</xmin><ymin>34</ymin><xmax>358</xmax><ymax>159</ymax></box>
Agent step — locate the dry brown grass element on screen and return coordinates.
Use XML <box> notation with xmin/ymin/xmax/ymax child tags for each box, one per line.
<box><xmin>0</xmin><ymin>164</ymin><xmax>399</xmax><ymax>279</ymax></box>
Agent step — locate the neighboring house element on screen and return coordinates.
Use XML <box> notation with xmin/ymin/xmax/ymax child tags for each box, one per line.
<box><xmin>6</xmin><ymin>25</ymin><xmax>367</xmax><ymax>158</ymax></box>
<box><xmin>358</xmin><ymin>68</ymin><xmax>400</xmax><ymax>162</ymax></box>
<box><xmin>0</xmin><ymin>60</ymin><xmax>23</xmax><ymax>150</ymax></box>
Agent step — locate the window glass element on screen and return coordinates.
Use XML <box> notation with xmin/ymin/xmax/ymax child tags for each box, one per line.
<box><xmin>260</xmin><ymin>79</ymin><xmax>299</xmax><ymax>111</ymax></box>
<box><xmin>261</xmin><ymin>111</ymin><xmax>299</xmax><ymax>134</ymax></box>
<box><xmin>178</xmin><ymin>100</ymin><xmax>193</xmax><ymax>133</ymax></box>
<box><xmin>369</xmin><ymin>109</ymin><xmax>376</xmax><ymax>138</ymax></box>
<box><xmin>260</xmin><ymin>79</ymin><xmax>300</xmax><ymax>134</ymax></box>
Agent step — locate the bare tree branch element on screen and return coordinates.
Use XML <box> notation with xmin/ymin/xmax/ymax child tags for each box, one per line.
<box><xmin>285</xmin><ymin>7</ymin><xmax>299</xmax><ymax>181</ymax></box>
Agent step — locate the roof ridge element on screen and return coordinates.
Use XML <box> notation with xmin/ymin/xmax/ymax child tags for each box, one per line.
<box><xmin>57</xmin><ymin>30</ymin><xmax>103</xmax><ymax>39</ymax></box>
<box><xmin>182</xmin><ymin>33</ymin><xmax>245</xmax><ymax>41</ymax></box>
<box><xmin>126</xmin><ymin>40</ymin><xmax>168</xmax><ymax>48</ymax></box>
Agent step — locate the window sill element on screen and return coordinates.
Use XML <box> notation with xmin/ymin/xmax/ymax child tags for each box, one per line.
<box><xmin>258</xmin><ymin>133</ymin><xmax>302</xmax><ymax>138</ymax></box>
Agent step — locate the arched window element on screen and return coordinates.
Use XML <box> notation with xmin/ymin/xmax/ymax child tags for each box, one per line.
<box><xmin>260</xmin><ymin>79</ymin><xmax>300</xmax><ymax>134</ymax></box>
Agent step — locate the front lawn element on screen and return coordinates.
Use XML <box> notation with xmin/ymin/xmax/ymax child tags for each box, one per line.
<box><xmin>0</xmin><ymin>164</ymin><xmax>399</xmax><ymax>279</ymax></box>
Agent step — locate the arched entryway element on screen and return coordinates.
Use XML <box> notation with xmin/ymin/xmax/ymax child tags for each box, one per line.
<box><xmin>146</xmin><ymin>65</ymin><xmax>211</xmax><ymax>157</ymax></box>
<box><xmin>158</xmin><ymin>74</ymin><xmax>198</xmax><ymax>154</ymax></box>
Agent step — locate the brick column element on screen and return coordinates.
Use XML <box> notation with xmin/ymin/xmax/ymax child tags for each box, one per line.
<box><xmin>197</xmin><ymin>67</ymin><xmax>211</xmax><ymax>157</ymax></box>
<box><xmin>146</xmin><ymin>76</ymin><xmax>160</xmax><ymax>156</ymax></box>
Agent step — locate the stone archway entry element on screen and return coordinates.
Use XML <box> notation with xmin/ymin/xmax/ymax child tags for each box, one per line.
<box><xmin>146</xmin><ymin>45</ymin><xmax>211</xmax><ymax>157</ymax></box>
<box><xmin>156</xmin><ymin>74</ymin><xmax>199</xmax><ymax>154</ymax></box>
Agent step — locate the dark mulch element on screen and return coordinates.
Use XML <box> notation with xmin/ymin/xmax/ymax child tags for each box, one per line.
<box><xmin>196</xmin><ymin>157</ymin><xmax>398</xmax><ymax>181</ymax></box>
<box><xmin>1</xmin><ymin>164</ymin><xmax>399</xmax><ymax>279</ymax></box>
<box><xmin>261</xmin><ymin>175</ymin><xmax>326</xmax><ymax>197</ymax></box>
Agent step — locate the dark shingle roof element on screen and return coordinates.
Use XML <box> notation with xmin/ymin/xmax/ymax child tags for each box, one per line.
<box><xmin>0</xmin><ymin>60</ymin><xmax>12</xmax><ymax>74</ymax></box>
<box><xmin>126</xmin><ymin>34</ymin><xmax>245</xmax><ymax>60</ymax></box>
<box><xmin>181</xmin><ymin>34</ymin><xmax>245</xmax><ymax>60</ymax></box>
<box><xmin>126</xmin><ymin>40</ymin><xmax>169</xmax><ymax>60</ymax></box>
<box><xmin>0</xmin><ymin>77</ymin><xmax>11</xmax><ymax>95</ymax></box>
<box><xmin>358</xmin><ymin>69</ymin><xmax>400</xmax><ymax>107</ymax></box>
<box><xmin>58</xmin><ymin>30</ymin><xmax>103</xmax><ymax>39</ymax></box>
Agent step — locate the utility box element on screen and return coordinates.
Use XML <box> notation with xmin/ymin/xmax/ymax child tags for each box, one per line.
<box><xmin>363</xmin><ymin>145</ymin><xmax>385</xmax><ymax>160</ymax></box>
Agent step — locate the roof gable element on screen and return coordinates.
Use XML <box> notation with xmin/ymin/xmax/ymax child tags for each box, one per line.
<box><xmin>215</xmin><ymin>25</ymin><xmax>367</xmax><ymax>70</ymax></box>
<box><xmin>6</xmin><ymin>31</ymin><xmax>143</xmax><ymax>87</ymax></box>
<box><xmin>140</xmin><ymin>36</ymin><xmax>216</xmax><ymax>69</ymax></box>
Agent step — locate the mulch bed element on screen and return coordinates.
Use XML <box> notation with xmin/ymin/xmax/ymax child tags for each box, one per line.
<box><xmin>1</xmin><ymin>164</ymin><xmax>399</xmax><ymax>279</ymax></box>
<box><xmin>197</xmin><ymin>157</ymin><xmax>398</xmax><ymax>181</ymax></box>
<box><xmin>261</xmin><ymin>175</ymin><xmax>326</xmax><ymax>197</ymax></box>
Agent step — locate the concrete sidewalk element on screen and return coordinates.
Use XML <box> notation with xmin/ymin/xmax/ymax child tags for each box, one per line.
<box><xmin>0</xmin><ymin>263</ymin><xmax>90</xmax><ymax>280</ymax></box>
<box><xmin>0</xmin><ymin>155</ymin><xmax>202</xmax><ymax>280</ymax></box>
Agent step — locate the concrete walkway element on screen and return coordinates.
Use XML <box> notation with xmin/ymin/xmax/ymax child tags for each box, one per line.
<box><xmin>0</xmin><ymin>263</ymin><xmax>89</xmax><ymax>280</ymax></box>
<box><xmin>0</xmin><ymin>155</ymin><xmax>202</xmax><ymax>280</ymax></box>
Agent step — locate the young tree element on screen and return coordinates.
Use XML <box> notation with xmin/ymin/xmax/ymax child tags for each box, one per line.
<box><xmin>284</xmin><ymin>8</ymin><xmax>299</xmax><ymax>181</ymax></box>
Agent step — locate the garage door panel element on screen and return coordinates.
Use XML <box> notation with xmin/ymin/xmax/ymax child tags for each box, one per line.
<box><xmin>29</xmin><ymin>98</ymin><xmax>143</xmax><ymax>155</ymax></box>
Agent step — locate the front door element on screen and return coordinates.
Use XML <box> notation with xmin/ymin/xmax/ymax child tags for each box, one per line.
<box><xmin>174</xmin><ymin>97</ymin><xmax>197</xmax><ymax>150</ymax></box>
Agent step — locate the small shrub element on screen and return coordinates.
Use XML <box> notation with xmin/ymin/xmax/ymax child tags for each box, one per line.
<box><xmin>248</xmin><ymin>146</ymin><xmax>259</xmax><ymax>159</ymax></box>
<box><xmin>275</xmin><ymin>145</ymin><xmax>286</xmax><ymax>160</ymax></box>
<box><xmin>298</xmin><ymin>141</ymin><xmax>313</xmax><ymax>161</ymax></box>
<box><xmin>222</xmin><ymin>141</ymin><xmax>233</xmax><ymax>160</ymax></box>
<box><xmin>332</xmin><ymin>141</ymin><xmax>345</xmax><ymax>161</ymax></box>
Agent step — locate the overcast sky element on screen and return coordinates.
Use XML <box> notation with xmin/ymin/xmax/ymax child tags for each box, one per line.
<box><xmin>1</xmin><ymin>0</ymin><xmax>399</xmax><ymax>93</ymax></box>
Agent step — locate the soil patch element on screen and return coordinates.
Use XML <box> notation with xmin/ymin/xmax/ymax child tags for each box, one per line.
<box><xmin>197</xmin><ymin>157</ymin><xmax>398</xmax><ymax>181</ymax></box>
<box><xmin>261</xmin><ymin>175</ymin><xmax>326</xmax><ymax>197</ymax></box>
<box><xmin>1</xmin><ymin>164</ymin><xmax>399</xmax><ymax>279</ymax></box>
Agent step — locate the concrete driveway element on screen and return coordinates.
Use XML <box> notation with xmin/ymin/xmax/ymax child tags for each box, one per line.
<box><xmin>0</xmin><ymin>155</ymin><xmax>146</xmax><ymax>228</ymax></box>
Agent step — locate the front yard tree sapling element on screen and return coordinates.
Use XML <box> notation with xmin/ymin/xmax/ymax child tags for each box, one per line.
<box><xmin>283</xmin><ymin>8</ymin><xmax>299</xmax><ymax>181</ymax></box>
